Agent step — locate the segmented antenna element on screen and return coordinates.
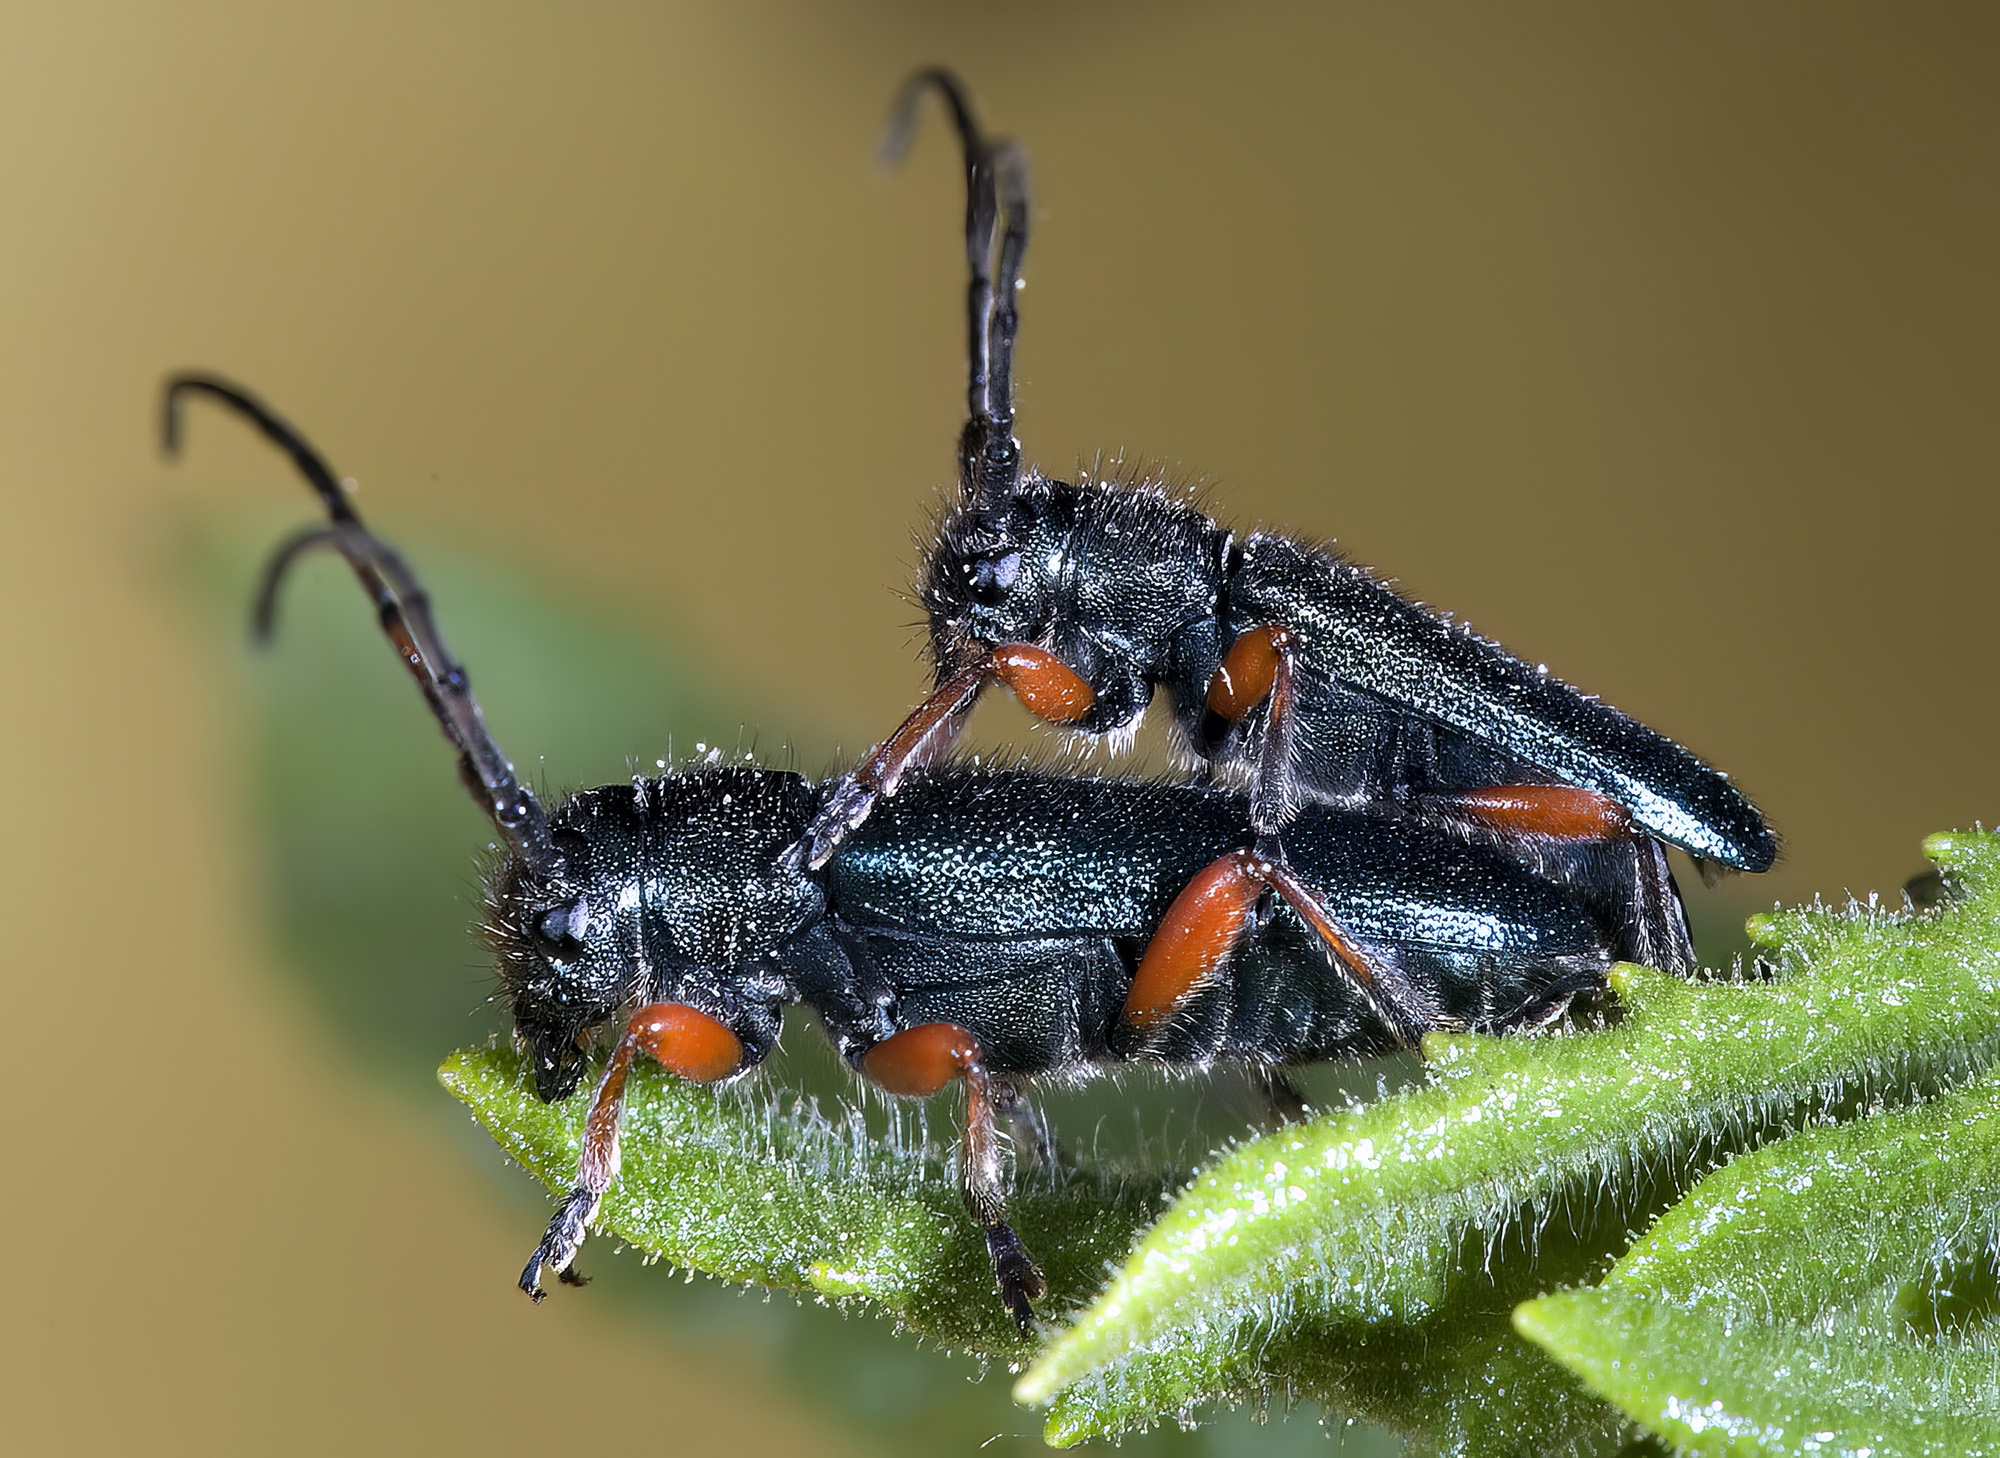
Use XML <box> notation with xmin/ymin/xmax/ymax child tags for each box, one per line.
<box><xmin>163</xmin><ymin>373</ymin><xmax>562</xmax><ymax>880</ymax></box>
<box><xmin>882</xmin><ymin>68</ymin><xmax>1029</xmax><ymax>508</ymax></box>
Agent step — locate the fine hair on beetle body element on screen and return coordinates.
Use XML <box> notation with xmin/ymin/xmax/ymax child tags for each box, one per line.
<box><xmin>168</xmin><ymin>372</ymin><xmax>1622</xmax><ymax>1335</ymax></box>
<box><xmin>789</xmin><ymin>69</ymin><xmax>1778</xmax><ymax>995</ymax></box>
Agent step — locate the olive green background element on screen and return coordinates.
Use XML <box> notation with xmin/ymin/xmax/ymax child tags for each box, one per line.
<box><xmin>3</xmin><ymin>3</ymin><xmax>1994</xmax><ymax>1453</ymax></box>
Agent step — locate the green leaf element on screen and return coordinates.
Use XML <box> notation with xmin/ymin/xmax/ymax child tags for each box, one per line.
<box><xmin>1016</xmin><ymin>832</ymin><xmax>2000</xmax><ymax>1435</ymax></box>
<box><xmin>1511</xmin><ymin>1069</ymin><xmax>2000</xmax><ymax>1455</ymax></box>
<box><xmin>1514</xmin><ymin>1288</ymin><xmax>2000</xmax><ymax>1457</ymax></box>
<box><xmin>1032</xmin><ymin>1210</ymin><xmax>1639</xmax><ymax>1453</ymax></box>
<box><xmin>1608</xmin><ymin>1065</ymin><xmax>2000</xmax><ymax>1329</ymax></box>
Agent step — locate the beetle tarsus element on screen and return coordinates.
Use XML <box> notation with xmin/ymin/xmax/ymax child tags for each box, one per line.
<box><xmin>519</xmin><ymin>1189</ymin><xmax>598</xmax><ymax>1302</ymax></box>
<box><xmin>985</xmin><ymin>1223</ymin><xmax>1046</xmax><ymax>1336</ymax></box>
<box><xmin>782</xmin><ymin>773</ymin><xmax>879</xmax><ymax>872</ymax></box>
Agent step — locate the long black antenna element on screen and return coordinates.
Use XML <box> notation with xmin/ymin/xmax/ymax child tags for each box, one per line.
<box><xmin>882</xmin><ymin>68</ymin><xmax>1029</xmax><ymax>507</ymax></box>
<box><xmin>163</xmin><ymin>373</ymin><xmax>561</xmax><ymax>880</ymax></box>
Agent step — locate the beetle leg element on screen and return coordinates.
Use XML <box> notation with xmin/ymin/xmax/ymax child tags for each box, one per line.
<box><xmin>862</xmin><ymin>1022</ymin><xmax>1048</xmax><ymax>1334</ymax></box>
<box><xmin>784</xmin><ymin>644</ymin><xmax>1094</xmax><ymax>871</ymax></box>
<box><xmin>519</xmin><ymin>1004</ymin><xmax>745</xmax><ymax>1301</ymax></box>
<box><xmin>993</xmin><ymin>1075</ymin><xmax>1063</xmax><ymax>1170</ymax></box>
<box><xmin>1422</xmin><ymin>786</ymin><xmax>1695</xmax><ymax>974</ymax></box>
<box><xmin>962</xmin><ymin>1059</ymin><xmax>1045</xmax><ymax>1333</ymax></box>
<box><xmin>518</xmin><ymin>1033</ymin><xmax>635</xmax><ymax>1300</ymax></box>
<box><xmin>1255</xmin><ymin>1068</ymin><xmax>1312</xmax><ymax>1125</ymax></box>
<box><xmin>1119</xmin><ymin>849</ymin><xmax>1420</xmax><ymax>1051</ymax></box>
<box><xmin>1200</xmin><ymin>625</ymin><xmax>1302</xmax><ymax>838</ymax></box>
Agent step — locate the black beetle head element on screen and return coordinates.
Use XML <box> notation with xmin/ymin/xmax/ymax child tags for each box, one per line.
<box><xmin>484</xmin><ymin>766</ymin><xmax>821</xmax><ymax>1102</ymax></box>
<box><xmin>485</xmin><ymin>819</ymin><xmax>633</xmax><ymax>1102</ymax></box>
<box><xmin>921</xmin><ymin>472</ymin><xmax>1230</xmax><ymax>736</ymax></box>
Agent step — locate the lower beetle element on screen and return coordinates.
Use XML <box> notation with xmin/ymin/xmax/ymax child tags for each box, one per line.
<box><xmin>169</xmin><ymin>374</ymin><xmax>1618</xmax><ymax>1332</ymax></box>
<box><xmin>497</xmin><ymin>763</ymin><xmax>1613</xmax><ymax>1331</ymax></box>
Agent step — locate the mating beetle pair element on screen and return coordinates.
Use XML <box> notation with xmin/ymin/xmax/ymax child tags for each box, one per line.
<box><xmin>173</xmin><ymin>72</ymin><xmax>1771</xmax><ymax>1335</ymax></box>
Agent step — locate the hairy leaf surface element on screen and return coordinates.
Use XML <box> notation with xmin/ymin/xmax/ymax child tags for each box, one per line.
<box><xmin>1516</xmin><ymin>1288</ymin><xmax>2000</xmax><ymax>1457</ymax></box>
<box><xmin>1017</xmin><ymin>832</ymin><xmax>2000</xmax><ymax>1438</ymax></box>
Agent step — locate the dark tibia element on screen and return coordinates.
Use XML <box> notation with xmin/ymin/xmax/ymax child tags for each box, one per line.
<box><xmin>1120</xmin><ymin>849</ymin><xmax>1419</xmax><ymax>1053</ymax></box>
<box><xmin>779</xmin><ymin>662</ymin><xmax>985</xmax><ymax>872</ymax></box>
<box><xmin>783</xmin><ymin>644</ymin><xmax>1091</xmax><ymax>872</ymax></box>
<box><xmin>1199</xmin><ymin>625</ymin><xmax>1305</xmax><ymax>838</ymax></box>
<box><xmin>1608</xmin><ymin>835</ymin><xmax>1695</xmax><ymax>974</ymax></box>
<box><xmin>1420</xmin><ymin>787</ymin><xmax>1696</xmax><ymax>975</ymax></box>
<box><xmin>1249</xmin><ymin>630</ymin><xmax>1301</xmax><ymax>838</ymax></box>
<box><xmin>992</xmin><ymin>1076</ymin><xmax>1062</xmax><ymax>1170</ymax></box>
<box><xmin>860</xmin><ymin>1022</ymin><xmax>1049</xmax><ymax>1331</ymax></box>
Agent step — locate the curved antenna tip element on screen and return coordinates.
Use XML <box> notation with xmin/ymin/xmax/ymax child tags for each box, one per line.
<box><xmin>160</xmin><ymin>374</ymin><xmax>197</xmax><ymax>458</ymax></box>
<box><xmin>154</xmin><ymin>372</ymin><xmax>354</xmax><ymax>521</ymax></box>
<box><xmin>879</xmin><ymin>67</ymin><xmax>979</xmax><ymax>170</ymax></box>
<box><xmin>160</xmin><ymin>371</ymin><xmax>254</xmax><ymax>458</ymax></box>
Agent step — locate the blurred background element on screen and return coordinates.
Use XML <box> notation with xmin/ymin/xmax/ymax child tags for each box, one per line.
<box><xmin>3</xmin><ymin>3</ymin><xmax>1995</xmax><ymax>1453</ymax></box>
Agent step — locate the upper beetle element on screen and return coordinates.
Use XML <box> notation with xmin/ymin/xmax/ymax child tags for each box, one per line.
<box><xmin>789</xmin><ymin>70</ymin><xmax>1776</xmax><ymax>979</ymax></box>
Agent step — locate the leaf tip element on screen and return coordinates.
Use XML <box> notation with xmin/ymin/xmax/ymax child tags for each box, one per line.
<box><xmin>436</xmin><ymin>1048</ymin><xmax>475</xmax><ymax>1096</ymax></box>
<box><xmin>1509</xmin><ymin>1290</ymin><xmax>1580</xmax><ymax>1352</ymax></box>
<box><xmin>1015</xmin><ymin>1318</ymin><xmax>1105</xmax><ymax>1408</ymax></box>
<box><xmin>1038</xmin><ymin>1409</ymin><xmax>1092</xmax><ymax>1449</ymax></box>
<box><xmin>1922</xmin><ymin>828</ymin><xmax>1998</xmax><ymax>885</ymax></box>
<box><xmin>1011</xmin><ymin>1360</ymin><xmax>1062</xmax><ymax>1408</ymax></box>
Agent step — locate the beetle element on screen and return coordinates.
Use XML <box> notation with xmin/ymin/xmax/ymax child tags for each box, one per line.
<box><xmin>787</xmin><ymin>71</ymin><xmax>1777</xmax><ymax>984</ymax></box>
<box><xmin>167</xmin><ymin>373</ymin><xmax>1616</xmax><ymax>1332</ymax></box>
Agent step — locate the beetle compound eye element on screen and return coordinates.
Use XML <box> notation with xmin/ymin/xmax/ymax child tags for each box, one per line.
<box><xmin>534</xmin><ymin>908</ymin><xmax>571</xmax><ymax>947</ymax></box>
<box><xmin>967</xmin><ymin>550</ymin><xmax>1021</xmax><ymax>606</ymax></box>
<box><xmin>534</xmin><ymin>899</ymin><xmax>590</xmax><ymax>956</ymax></box>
